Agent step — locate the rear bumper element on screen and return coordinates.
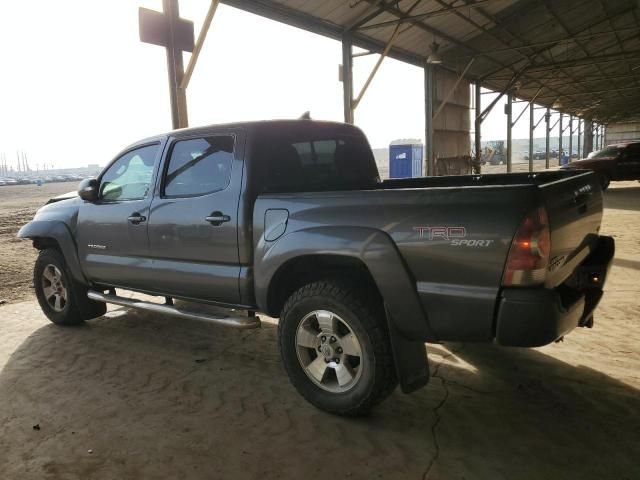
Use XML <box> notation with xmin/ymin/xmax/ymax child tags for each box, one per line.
<box><xmin>495</xmin><ymin>235</ymin><xmax>614</xmax><ymax>347</ymax></box>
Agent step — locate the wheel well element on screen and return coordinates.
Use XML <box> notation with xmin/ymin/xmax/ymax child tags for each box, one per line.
<box><xmin>266</xmin><ymin>255</ymin><xmax>382</xmax><ymax>317</ymax></box>
<box><xmin>32</xmin><ymin>237</ymin><xmax>61</xmax><ymax>251</ymax></box>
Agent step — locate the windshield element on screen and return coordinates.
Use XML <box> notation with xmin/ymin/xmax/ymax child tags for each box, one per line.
<box><xmin>592</xmin><ymin>146</ymin><xmax>619</xmax><ymax>158</ymax></box>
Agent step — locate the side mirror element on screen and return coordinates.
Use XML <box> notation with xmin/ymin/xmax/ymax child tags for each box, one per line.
<box><xmin>78</xmin><ymin>178</ymin><xmax>99</xmax><ymax>202</ymax></box>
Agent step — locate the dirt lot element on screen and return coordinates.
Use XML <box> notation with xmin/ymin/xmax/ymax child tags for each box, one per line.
<box><xmin>0</xmin><ymin>183</ymin><xmax>75</xmax><ymax>304</ymax></box>
<box><xmin>0</xmin><ymin>182</ymin><xmax>638</xmax><ymax>479</ymax></box>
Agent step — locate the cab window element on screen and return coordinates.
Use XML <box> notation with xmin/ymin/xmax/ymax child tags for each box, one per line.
<box><xmin>163</xmin><ymin>136</ymin><xmax>234</xmax><ymax>197</ymax></box>
<box><xmin>100</xmin><ymin>144</ymin><xmax>159</xmax><ymax>201</ymax></box>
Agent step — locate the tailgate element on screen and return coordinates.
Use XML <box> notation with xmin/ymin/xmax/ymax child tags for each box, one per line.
<box><xmin>539</xmin><ymin>171</ymin><xmax>603</xmax><ymax>288</ymax></box>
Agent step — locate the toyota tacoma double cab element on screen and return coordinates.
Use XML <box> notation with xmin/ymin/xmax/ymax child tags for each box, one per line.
<box><xmin>19</xmin><ymin>120</ymin><xmax>614</xmax><ymax>415</ymax></box>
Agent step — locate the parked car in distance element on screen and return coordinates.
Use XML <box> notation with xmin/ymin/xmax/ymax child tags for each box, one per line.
<box><xmin>561</xmin><ymin>141</ymin><xmax>640</xmax><ymax>189</ymax></box>
<box><xmin>19</xmin><ymin>120</ymin><xmax>614</xmax><ymax>415</ymax></box>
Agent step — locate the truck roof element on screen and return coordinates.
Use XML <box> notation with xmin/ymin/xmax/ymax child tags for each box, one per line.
<box><xmin>129</xmin><ymin>119</ymin><xmax>363</xmax><ymax>149</ymax></box>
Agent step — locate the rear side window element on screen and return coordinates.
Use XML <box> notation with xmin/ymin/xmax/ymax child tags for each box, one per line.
<box><xmin>163</xmin><ymin>136</ymin><xmax>234</xmax><ymax>197</ymax></box>
<box><xmin>260</xmin><ymin>133</ymin><xmax>379</xmax><ymax>192</ymax></box>
<box><xmin>623</xmin><ymin>143</ymin><xmax>640</xmax><ymax>156</ymax></box>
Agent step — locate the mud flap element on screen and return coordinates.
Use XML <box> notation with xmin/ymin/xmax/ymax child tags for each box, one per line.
<box><xmin>386</xmin><ymin>311</ymin><xmax>430</xmax><ymax>393</ymax></box>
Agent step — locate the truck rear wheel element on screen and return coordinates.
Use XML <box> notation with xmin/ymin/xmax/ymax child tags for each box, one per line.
<box><xmin>278</xmin><ymin>280</ymin><xmax>397</xmax><ymax>416</ymax></box>
<box><xmin>34</xmin><ymin>248</ymin><xmax>105</xmax><ymax>325</ymax></box>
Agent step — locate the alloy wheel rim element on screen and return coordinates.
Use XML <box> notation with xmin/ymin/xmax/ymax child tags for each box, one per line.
<box><xmin>41</xmin><ymin>264</ymin><xmax>68</xmax><ymax>312</ymax></box>
<box><xmin>295</xmin><ymin>310</ymin><xmax>363</xmax><ymax>393</ymax></box>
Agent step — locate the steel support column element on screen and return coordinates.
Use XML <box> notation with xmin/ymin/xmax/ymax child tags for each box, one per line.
<box><xmin>545</xmin><ymin>108</ymin><xmax>551</xmax><ymax>169</ymax></box>
<box><xmin>474</xmin><ymin>82</ymin><xmax>482</xmax><ymax>174</ymax></box>
<box><xmin>577</xmin><ymin>119</ymin><xmax>582</xmax><ymax>159</ymax></box>
<box><xmin>558</xmin><ymin>114</ymin><xmax>563</xmax><ymax>166</ymax></box>
<box><xmin>424</xmin><ymin>63</ymin><xmax>434</xmax><ymax>176</ymax></box>
<box><xmin>164</xmin><ymin>0</ymin><xmax>189</xmax><ymax>129</ymax></box>
<box><xmin>568</xmin><ymin>115</ymin><xmax>573</xmax><ymax>162</ymax></box>
<box><xmin>529</xmin><ymin>102</ymin><xmax>534</xmax><ymax>172</ymax></box>
<box><xmin>583</xmin><ymin>118</ymin><xmax>593</xmax><ymax>157</ymax></box>
<box><xmin>341</xmin><ymin>34</ymin><xmax>354</xmax><ymax>124</ymax></box>
<box><xmin>506</xmin><ymin>93</ymin><xmax>513</xmax><ymax>173</ymax></box>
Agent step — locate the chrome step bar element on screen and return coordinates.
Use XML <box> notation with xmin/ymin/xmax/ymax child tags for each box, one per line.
<box><xmin>87</xmin><ymin>290</ymin><xmax>261</xmax><ymax>329</ymax></box>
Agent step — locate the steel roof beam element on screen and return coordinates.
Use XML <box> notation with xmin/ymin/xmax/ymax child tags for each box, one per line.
<box><xmin>541</xmin><ymin>0</ymin><xmax>635</xmax><ymax>104</ymax></box>
<box><xmin>454</xmin><ymin>26</ymin><xmax>640</xmax><ymax>57</ymax></box>
<box><xmin>537</xmin><ymin>85</ymin><xmax>640</xmax><ymax>100</ymax></box>
<box><xmin>221</xmin><ymin>0</ymin><xmax>425</xmax><ymax>67</ymax></box>
<box><xmin>599</xmin><ymin>0</ymin><xmax>640</xmax><ymax>92</ymax></box>
<box><xmin>478</xmin><ymin>5</ymin><xmax>637</xmax><ymax>80</ymax></box>
<box><xmin>345</xmin><ymin>0</ymin><xmax>388</xmax><ymax>31</ymax></box>
<box><xmin>358</xmin><ymin>0</ymin><xmax>493</xmax><ymax>31</ymax></box>
<box><xmin>525</xmin><ymin>50</ymin><xmax>640</xmax><ymax>71</ymax></box>
<box><xmin>361</xmin><ymin>0</ymin><xmax>572</xmax><ymax>103</ymax></box>
<box><xmin>434</xmin><ymin>0</ymin><xmax>586</xmax><ymax>106</ymax></box>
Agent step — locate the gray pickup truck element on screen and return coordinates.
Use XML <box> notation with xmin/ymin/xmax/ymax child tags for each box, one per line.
<box><xmin>19</xmin><ymin>120</ymin><xmax>614</xmax><ymax>415</ymax></box>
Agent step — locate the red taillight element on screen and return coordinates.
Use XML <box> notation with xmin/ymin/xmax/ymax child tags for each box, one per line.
<box><xmin>502</xmin><ymin>207</ymin><xmax>551</xmax><ymax>286</ymax></box>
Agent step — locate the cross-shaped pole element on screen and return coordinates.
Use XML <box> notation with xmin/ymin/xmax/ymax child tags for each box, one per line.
<box><xmin>139</xmin><ymin>0</ymin><xmax>194</xmax><ymax>129</ymax></box>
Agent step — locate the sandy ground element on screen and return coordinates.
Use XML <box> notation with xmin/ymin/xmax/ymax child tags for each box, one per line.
<box><xmin>0</xmin><ymin>183</ymin><xmax>76</xmax><ymax>304</ymax></box>
<box><xmin>0</xmin><ymin>182</ymin><xmax>639</xmax><ymax>479</ymax></box>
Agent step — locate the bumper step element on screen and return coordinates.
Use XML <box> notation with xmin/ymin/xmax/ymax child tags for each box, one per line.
<box><xmin>87</xmin><ymin>290</ymin><xmax>261</xmax><ymax>330</ymax></box>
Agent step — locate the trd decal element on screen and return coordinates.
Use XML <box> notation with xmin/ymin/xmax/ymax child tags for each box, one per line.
<box><xmin>413</xmin><ymin>226</ymin><xmax>466</xmax><ymax>240</ymax></box>
<box><xmin>413</xmin><ymin>226</ymin><xmax>493</xmax><ymax>247</ymax></box>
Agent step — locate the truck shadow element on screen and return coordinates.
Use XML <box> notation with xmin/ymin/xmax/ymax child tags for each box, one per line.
<box><xmin>0</xmin><ymin>309</ymin><xmax>638</xmax><ymax>480</ymax></box>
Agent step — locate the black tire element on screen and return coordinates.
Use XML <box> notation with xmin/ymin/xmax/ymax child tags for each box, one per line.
<box><xmin>278</xmin><ymin>280</ymin><xmax>397</xmax><ymax>416</ymax></box>
<box><xmin>34</xmin><ymin>248</ymin><xmax>106</xmax><ymax>325</ymax></box>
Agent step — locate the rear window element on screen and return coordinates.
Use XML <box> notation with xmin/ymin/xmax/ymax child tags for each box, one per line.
<box><xmin>592</xmin><ymin>146</ymin><xmax>620</xmax><ymax>158</ymax></box>
<box><xmin>257</xmin><ymin>132</ymin><xmax>379</xmax><ymax>192</ymax></box>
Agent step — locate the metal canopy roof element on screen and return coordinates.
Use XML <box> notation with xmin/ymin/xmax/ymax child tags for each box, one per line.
<box><xmin>222</xmin><ymin>0</ymin><xmax>640</xmax><ymax>123</ymax></box>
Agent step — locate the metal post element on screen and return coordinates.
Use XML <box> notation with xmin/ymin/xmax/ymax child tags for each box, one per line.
<box><xmin>341</xmin><ymin>34</ymin><xmax>354</xmax><ymax>124</ymax></box>
<box><xmin>424</xmin><ymin>63</ymin><xmax>434</xmax><ymax>176</ymax></box>
<box><xmin>568</xmin><ymin>115</ymin><xmax>573</xmax><ymax>163</ymax></box>
<box><xmin>602</xmin><ymin>125</ymin><xmax>606</xmax><ymax>147</ymax></box>
<box><xmin>583</xmin><ymin>118</ymin><xmax>593</xmax><ymax>157</ymax></box>
<box><xmin>506</xmin><ymin>93</ymin><xmax>513</xmax><ymax>173</ymax></box>
<box><xmin>558</xmin><ymin>114</ymin><xmax>563</xmax><ymax>166</ymax></box>
<box><xmin>577</xmin><ymin>119</ymin><xmax>582</xmax><ymax>159</ymax></box>
<box><xmin>164</xmin><ymin>0</ymin><xmax>189</xmax><ymax>129</ymax></box>
<box><xmin>529</xmin><ymin>102</ymin><xmax>534</xmax><ymax>172</ymax></box>
<box><xmin>474</xmin><ymin>81</ymin><xmax>482</xmax><ymax>174</ymax></box>
<box><xmin>545</xmin><ymin>108</ymin><xmax>550</xmax><ymax>169</ymax></box>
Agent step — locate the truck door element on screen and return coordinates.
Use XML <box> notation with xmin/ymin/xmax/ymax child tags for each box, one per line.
<box><xmin>146</xmin><ymin>133</ymin><xmax>242</xmax><ymax>304</ymax></box>
<box><xmin>76</xmin><ymin>142</ymin><xmax>161</xmax><ymax>290</ymax></box>
<box><xmin>619</xmin><ymin>143</ymin><xmax>640</xmax><ymax>179</ymax></box>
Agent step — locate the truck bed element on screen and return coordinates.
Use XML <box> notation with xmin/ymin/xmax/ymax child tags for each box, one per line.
<box><xmin>254</xmin><ymin>169</ymin><xmax>603</xmax><ymax>343</ymax></box>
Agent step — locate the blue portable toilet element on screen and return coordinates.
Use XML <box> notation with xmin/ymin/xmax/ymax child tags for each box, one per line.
<box><xmin>389</xmin><ymin>141</ymin><xmax>423</xmax><ymax>178</ymax></box>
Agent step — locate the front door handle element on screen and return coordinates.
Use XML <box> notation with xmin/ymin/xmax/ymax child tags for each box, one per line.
<box><xmin>205</xmin><ymin>212</ymin><xmax>231</xmax><ymax>226</ymax></box>
<box><xmin>127</xmin><ymin>213</ymin><xmax>147</xmax><ymax>225</ymax></box>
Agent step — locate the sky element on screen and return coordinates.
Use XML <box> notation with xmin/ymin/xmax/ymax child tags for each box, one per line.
<box><xmin>0</xmin><ymin>0</ymin><xmax>542</xmax><ymax>169</ymax></box>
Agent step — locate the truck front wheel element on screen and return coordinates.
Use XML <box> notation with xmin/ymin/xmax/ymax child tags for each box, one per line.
<box><xmin>278</xmin><ymin>280</ymin><xmax>397</xmax><ymax>416</ymax></box>
<box><xmin>34</xmin><ymin>248</ymin><xmax>105</xmax><ymax>325</ymax></box>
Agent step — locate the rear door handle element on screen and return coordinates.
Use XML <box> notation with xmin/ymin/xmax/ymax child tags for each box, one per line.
<box><xmin>205</xmin><ymin>212</ymin><xmax>231</xmax><ymax>226</ymax></box>
<box><xmin>127</xmin><ymin>213</ymin><xmax>147</xmax><ymax>225</ymax></box>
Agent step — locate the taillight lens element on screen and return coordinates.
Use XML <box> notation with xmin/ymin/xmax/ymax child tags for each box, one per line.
<box><xmin>502</xmin><ymin>207</ymin><xmax>551</xmax><ymax>286</ymax></box>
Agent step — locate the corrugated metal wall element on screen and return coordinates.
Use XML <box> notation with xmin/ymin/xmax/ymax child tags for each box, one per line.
<box><xmin>433</xmin><ymin>69</ymin><xmax>471</xmax><ymax>158</ymax></box>
<box><xmin>606</xmin><ymin>122</ymin><xmax>640</xmax><ymax>144</ymax></box>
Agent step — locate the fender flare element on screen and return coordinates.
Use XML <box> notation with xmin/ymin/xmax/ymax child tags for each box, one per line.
<box><xmin>18</xmin><ymin>220</ymin><xmax>87</xmax><ymax>285</ymax></box>
<box><xmin>256</xmin><ymin>226</ymin><xmax>434</xmax><ymax>392</ymax></box>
